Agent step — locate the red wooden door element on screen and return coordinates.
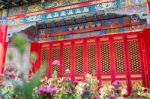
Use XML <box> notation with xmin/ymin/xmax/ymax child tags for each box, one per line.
<box><xmin>33</xmin><ymin>31</ymin><xmax>147</xmax><ymax>89</ymax></box>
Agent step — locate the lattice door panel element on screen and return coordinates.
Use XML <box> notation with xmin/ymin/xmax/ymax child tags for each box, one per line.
<box><xmin>51</xmin><ymin>47</ymin><xmax>60</xmax><ymax>74</ymax></box>
<box><xmin>127</xmin><ymin>40</ymin><xmax>141</xmax><ymax>72</ymax></box>
<box><xmin>75</xmin><ymin>46</ymin><xmax>83</xmax><ymax>74</ymax></box>
<box><xmin>87</xmin><ymin>44</ymin><xmax>96</xmax><ymax>74</ymax></box>
<box><xmin>63</xmin><ymin>47</ymin><xmax>71</xmax><ymax>74</ymax></box>
<box><xmin>41</xmin><ymin>48</ymin><xmax>49</xmax><ymax>67</ymax></box>
<box><xmin>114</xmin><ymin>42</ymin><xmax>126</xmax><ymax>72</ymax></box>
<box><xmin>100</xmin><ymin>43</ymin><xmax>111</xmax><ymax>73</ymax></box>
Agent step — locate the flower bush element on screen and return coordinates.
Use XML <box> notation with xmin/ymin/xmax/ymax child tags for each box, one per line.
<box><xmin>99</xmin><ymin>80</ymin><xmax>128</xmax><ymax>99</ymax></box>
<box><xmin>37</xmin><ymin>86</ymin><xmax>57</xmax><ymax>99</ymax></box>
<box><xmin>129</xmin><ymin>85</ymin><xmax>150</xmax><ymax>99</ymax></box>
<box><xmin>36</xmin><ymin>73</ymin><xmax>124</xmax><ymax>99</ymax></box>
<box><xmin>1</xmin><ymin>59</ymin><xmax>150</xmax><ymax>99</ymax></box>
<box><xmin>1</xmin><ymin>68</ymin><xmax>150</xmax><ymax>99</ymax></box>
<box><xmin>35</xmin><ymin>72</ymin><xmax>150</xmax><ymax>99</ymax></box>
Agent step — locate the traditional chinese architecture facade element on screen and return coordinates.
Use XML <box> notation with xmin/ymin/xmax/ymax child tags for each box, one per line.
<box><xmin>0</xmin><ymin>0</ymin><xmax>150</xmax><ymax>92</ymax></box>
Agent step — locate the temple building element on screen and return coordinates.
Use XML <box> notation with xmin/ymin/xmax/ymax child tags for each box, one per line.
<box><xmin>0</xmin><ymin>0</ymin><xmax>150</xmax><ymax>92</ymax></box>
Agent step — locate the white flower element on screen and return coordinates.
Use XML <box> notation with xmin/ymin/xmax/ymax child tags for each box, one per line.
<box><xmin>75</xmin><ymin>82</ymin><xmax>86</xmax><ymax>95</ymax></box>
<box><xmin>121</xmin><ymin>89</ymin><xmax>127</xmax><ymax>95</ymax></box>
<box><xmin>85</xmin><ymin>73</ymin><xmax>92</xmax><ymax>79</ymax></box>
<box><xmin>109</xmin><ymin>85</ymin><xmax>114</xmax><ymax>89</ymax></box>
<box><xmin>99</xmin><ymin>87</ymin><xmax>104</xmax><ymax>93</ymax></box>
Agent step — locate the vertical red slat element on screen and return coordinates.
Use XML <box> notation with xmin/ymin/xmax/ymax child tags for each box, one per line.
<box><xmin>96</xmin><ymin>38</ymin><xmax>100</xmax><ymax>80</ymax></box>
<box><xmin>46</xmin><ymin>43</ymin><xmax>51</xmax><ymax>77</ymax></box>
<box><xmin>138</xmin><ymin>32</ymin><xmax>146</xmax><ymax>87</ymax></box>
<box><xmin>49</xmin><ymin>43</ymin><xmax>52</xmax><ymax>78</ymax></box>
<box><xmin>47</xmin><ymin>43</ymin><xmax>51</xmax><ymax>77</ymax></box>
<box><xmin>61</xmin><ymin>42</ymin><xmax>64</xmax><ymax>77</ymax></box>
<box><xmin>98</xmin><ymin>38</ymin><xmax>102</xmax><ymax>82</ymax></box>
<box><xmin>122</xmin><ymin>35</ymin><xmax>129</xmax><ymax>90</ymax></box>
<box><xmin>84</xmin><ymin>39</ymin><xmax>87</xmax><ymax>74</ymax></box>
<box><xmin>110</xmin><ymin>37</ymin><xmax>115</xmax><ymax>82</ymax></box>
<box><xmin>124</xmin><ymin>34</ymin><xmax>131</xmax><ymax>94</ymax></box>
<box><xmin>71</xmin><ymin>40</ymin><xmax>75</xmax><ymax>80</ymax></box>
<box><xmin>60</xmin><ymin>42</ymin><xmax>63</xmax><ymax>77</ymax></box>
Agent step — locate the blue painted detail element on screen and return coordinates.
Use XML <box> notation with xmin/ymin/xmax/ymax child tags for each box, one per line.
<box><xmin>119</xmin><ymin>27</ymin><xmax>128</xmax><ymax>33</ymax></box>
<box><xmin>99</xmin><ymin>30</ymin><xmax>106</xmax><ymax>35</ymax></box>
<box><xmin>102</xmin><ymin>20</ymin><xmax>110</xmax><ymax>26</ymax></box>
<box><xmin>42</xmin><ymin>16</ymin><xmax>136</xmax><ymax>34</ymax></box>
<box><xmin>0</xmin><ymin>17</ymin><xmax>7</xmax><ymax>25</ymax></box>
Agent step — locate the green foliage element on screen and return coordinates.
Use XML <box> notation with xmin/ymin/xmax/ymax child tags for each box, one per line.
<box><xmin>13</xmin><ymin>66</ymin><xmax>46</xmax><ymax>99</ymax></box>
<box><xmin>61</xmin><ymin>94</ymin><xmax>75</xmax><ymax>99</ymax></box>
<box><xmin>7</xmin><ymin>52</ymin><xmax>13</xmax><ymax>61</ymax></box>
<box><xmin>144</xmin><ymin>96</ymin><xmax>150</xmax><ymax>99</ymax></box>
<box><xmin>12</xmin><ymin>35</ymin><xmax>27</xmax><ymax>55</ymax></box>
<box><xmin>52</xmin><ymin>70</ymin><xmax>58</xmax><ymax>78</ymax></box>
<box><xmin>0</xmin><ymin>86</ymin><xmax>14</xmax><ymax>99</ymax></box>
<box><xmin>2</xmin><ymin>34</ymin><xmax>47</xmax><ymax>99</ymax></box>
<box><xmin>30</xmin><ymin>52</ymin><xmax>37</xmax><ymax>63</ymax></box>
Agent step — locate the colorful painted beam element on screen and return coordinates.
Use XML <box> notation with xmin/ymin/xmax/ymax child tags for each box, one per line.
<box><xmin>40</xmin><ymin>22</ymin><xmax>141</xmax><ymax>37</ymax></box>
<box><xmin>7</xmin><ymin>3</ymin><xmax>148</xmax><ymax>26</ymax></box>
<box><xmin>6</xmin><ymin>0</ymin><xmax>147</xmax><ymax>18</ymax></box>
<box><xmin>8</xmin><ymin>0</ymin><xmax>113</xmax><ymax>20</ymax></box>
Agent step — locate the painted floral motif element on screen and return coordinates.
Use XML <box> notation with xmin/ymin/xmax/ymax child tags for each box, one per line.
<box><xmin>8</xmin><ymin>6</ymin><xmax>25</xmax><ymax>16</ymax></box>
<box><xmin>27</xmin><ymin>3</ymin><xmax>43</xmax><ymax>13</ymax></box>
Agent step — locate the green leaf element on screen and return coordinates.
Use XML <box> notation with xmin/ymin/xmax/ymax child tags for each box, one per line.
<box><xmin>7</xmin><ymin>52</ymin><xmax>13</xmax><ymax>61</ymax></box>
<box><xmin>12</xmin><ymin>35</ymin><xmax>27</xmax><ymax>54</ymax></box>
<box><xmin>144</xmin><ymin>96</ymin><xmax>150</xmax><ymax>99</ymax></box>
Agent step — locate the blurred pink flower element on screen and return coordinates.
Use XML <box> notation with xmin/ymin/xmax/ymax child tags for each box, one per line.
<box><xmin>112</xmin><ymin>80</ymin><xmax>121</xmax><ymax>87</ymax></box>
<box><xmin>0</xmin><ymin>82</ymin><xmax>4</xmax><ymax>87</ymax></box>
<box><xmin>7</xmin><ymin>65</ymin><xmax>17</xmax><ymax>72</ymax></box>
<box><xmin>52</xmin><ymin>60</ymin><xmax>60</xmax><ymax>66</ymax></box>
<box><xmin>37</xmin><ymin>86</ymin><xmax>57</xmax><ymax>95</ymax></box>
<box><xmin>6</xmin><ymin>72</ymin><xmax>16</xmax><ymax>79</ymax></box>
<box><xmin>109</xmin><ymin>94</ymin><xmax>116</xmax><ymax>99</ymax></box>
<box><xmin>72</xmin><ymin>80</ymin><xmax>79</xmax><ymax>86</ymax></box>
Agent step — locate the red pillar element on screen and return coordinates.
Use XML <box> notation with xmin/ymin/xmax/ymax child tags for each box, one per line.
<box><xmin>148</xmin><ymin>1</ymin><xmax>150</xmax><ymax>15</ymax></box>
<box><xmin>0</xmin><ymin>26</ymin><xmax>7</xmax><ymax>76</ymax></box>
<box><xmin>143</xmin><ymin>28</ymin><xmax>150</xmax><ymax>88</ymax></box>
